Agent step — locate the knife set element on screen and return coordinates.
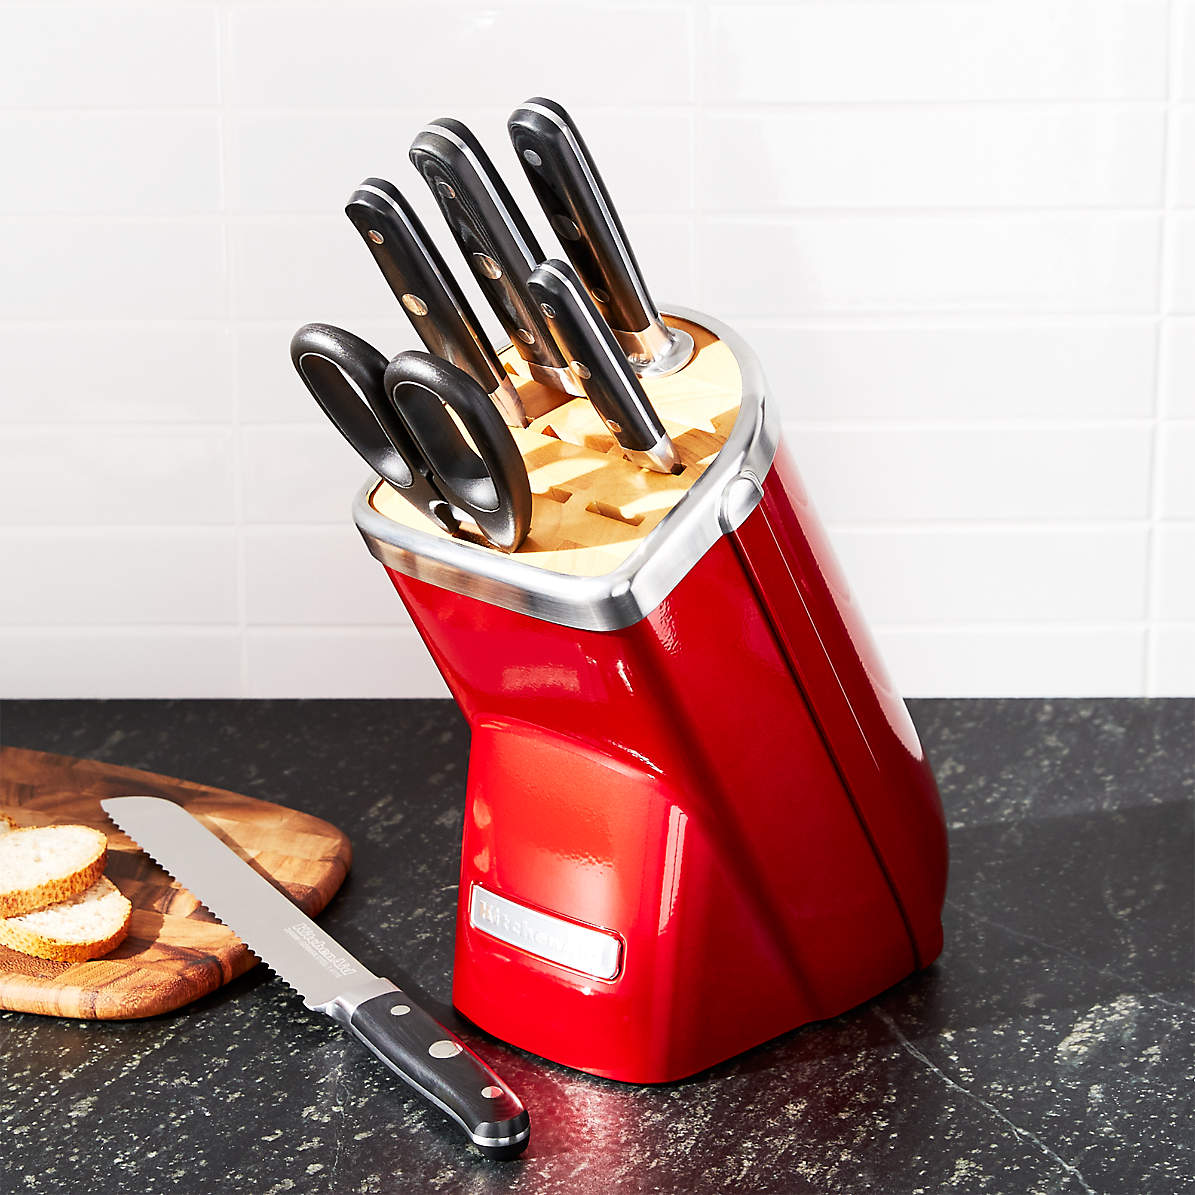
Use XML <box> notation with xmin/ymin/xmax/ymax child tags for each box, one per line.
<box><xmin>293</xmin><ymin>99</ymin><xmax>949</xmax><ymax>1084</ymax></box>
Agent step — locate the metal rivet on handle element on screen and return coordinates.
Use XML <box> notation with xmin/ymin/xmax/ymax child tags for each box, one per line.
<box><xmin>389</xmin><ymin>1004</ymin><xmax>411</xmax><ymax>1016</ymax></box>
<box><xmin>605</xmin><ymin>418</ymin><xmax>622</xmax><ymax>433</ymax></box>
<box><xmin>428</xmin><ymin>1040</ymin><xmax>462</xmax><ymax>1059</ymax></box>
<box><xmin>551</xmin><ymin>214</ymin><xmax>581</xmax><ymax>242</ymax></box>
<box><xmin>592</xmin><ymin>288</ymin><xmax>610</xmax><ymax>305</ymax></box>
<box><xmin>435</xmin><ymin>179</ymin><xmax>456</xmax><ymax>200</ymax></box>
<box><xmin>401</xmin><ymin>294</ymin><xmax>428</xmax><ymax>316</ymax></box>
<box><xmin>482</xmin><ymin>1086</ymin><xmax>503</xmax><ymax>1099</ymax></box>
<box><xmin>473</xmin><ymin>253</ymin><xmax>502</xmax><ymax>280</ymax></box>
<box><xmin>523</xmin><ymin>149</ymin><xmax>542</xmax><ymax>168</ymax></box>
<box><xmin>515</xmin><ymin>328</ymin><xmax>535</xmax><ymax>345</ymax></box>
<box><xmin>540</xmin><ymin>303</ymin><xmax>556</xmax><ymax>319</ymax></box>
<box><xmin>571</xmin><ymin>361</ymin><xmax>592</xmax><ymax>380</ymax></box>
<box><xmin>367</xmin><ymin>230</ymin><xmax>384</xmax><ymax>245</ymax></box>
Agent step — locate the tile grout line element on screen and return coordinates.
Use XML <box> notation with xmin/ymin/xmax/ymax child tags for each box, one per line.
<box><xmin>1145</xmin><ymin>0</ymin><xmax>1184</xmax><ymax>695</ymax></box>
<box><xmin>214</xmin><ymin>3</ymin><xmax>251</xmax><ymax>698</ymax></box>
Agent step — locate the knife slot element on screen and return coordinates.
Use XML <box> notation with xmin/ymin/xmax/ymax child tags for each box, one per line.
<box><xmin>369</xmin><ymin>317</ymin><xmax>743</xmax><ymax>578</ymax></box>
<box><xmin>586</xmin><ymin>500</ymin><xmax>644</xmax><ymax>527</ymax></box>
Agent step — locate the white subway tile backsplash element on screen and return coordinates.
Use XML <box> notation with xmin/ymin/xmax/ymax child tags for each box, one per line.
<box><xmin>0</xmin><ymin>324</ymin><xmax>234</xmax><ymax>424</ymax></box>
<box><xmin>1171</xmin><ymin>215</ymin><xmax>1195</xmax><ymax>313</ymax></box>
<box><xmin>1150</xmin><ymin>625</ymin><xmax>1195</xmax><ymax>694</ymax></box>
<box><xmin>1160</xmin><ymin>421</ymin><xmax>1195</xmax><ymax>518</ymax></box>
<box><xmin>876</xmin><ymin>626</ymin><xmax>1147</xmax><ymax>698</ymax></box>
<box><xmin>0</xmin><ymin>428</ymin><xmax>236</xmax><ymax>526</ymax></box>
<box><xmin>246</xmin><ymin>629</ymin><xmax>450</xmax><ymax>698</ymax></box>
<box><xmin>787</xmin><ymin>423</ymin><xmax>1153</xmax><ymax>523</ymax></box>
<box><xmin>698</xmin><ymin>109</ymin><xmax>1164</xmax><ymax>211</ymax></box>
<box><xmin>1162</xmin><ymin>319</ymin><xmax>1195</xmax><ymax>416</ymax></box>
<box><xmin>704</xmin><ymin>2</ymin><xmax>1168</xmax><ymax>103</ymax></box>
<box><xmin>241</xmin><ymin>424</ymin><xmax>371</xmax><ymax>524</ymax></box>
<box><xmin>1156</xmin><ymin>524</ymin><xmax>1195</xmax><ymax>620</ymax></box>
<box><xmin>229</xmin><ymin>108</ymin><xmax>693</xmax><ymax>218</ymax></box>
<box><xmin>243</xmin><ymin>525</ymin><xmax>399</xmax><ymax>625</ymax></box>
<box><xmin>0</xmin><ymin>0</ymin><xmax>1187</xmax><ymax>698</ymax></box>
<box><xmin>0</xmin><ymin>221</ymin><xmax>227</xmax><ymax>321</ymax></box>
<box><xmin>0</xmin><ymin>7</ymin><xmax>219</xmax><ymax>108</ymax></box>
<box><xmin>1176</xmin><ymin>106</ymin><xmax>1195</xmax><ymax>208</ymax></box>
<box><xmin>741</xmin><ymin>323</ymin><xmax>1158</xmax><ymax>421</ymax></box>
<box><xmin>1181</xmin><ymin>1</ymin><xmax>1195</xmax><ymax>101</ymax></box>
<box><xmin>229</xmin><ymin>217</ymin><xmax>390</xmax><ymax>322</ymax></box>
<box><xmin>835</xmin><ymin>526</ymin><xmax>1148</xmax><ymax>626</ymax></box>
<box><xmin>0</xmin><ymin>529</ymin><xmax>237</xmax><ymax>626</ymax></box>
<box><xmin>700</xmin><ymin>216</ymin><xmax>1160</xmax><ymax>316</ymax></box>
<box><xmin>0</xmin><ymin>629</ymin><xmax>241</xmax><ymax>699</ymax></box>
<box><xmin>0</xmin><ymin>114</ymin><xmax>222</xmax><ymax>216</ymax></box>
<box><xmin>239</xmin><ymin>320</ymin><xmax>410</xmax><ymax>424</ymax></box>
<box><xmin>227</xmin><ymin>5</ymin><xmax>691</xmax><ymax>109</ymax></box>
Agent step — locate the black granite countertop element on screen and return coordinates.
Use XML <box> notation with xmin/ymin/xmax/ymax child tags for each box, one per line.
<box><xmin>0</xmin><ymin>698</ymin><xmax>1191</xmax><ymax>1195</ymax></box>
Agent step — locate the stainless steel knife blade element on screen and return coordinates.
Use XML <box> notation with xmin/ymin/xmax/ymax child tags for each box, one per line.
<box><xmin>101</xmin><ymin>796</ymin><xmax>529</xmax><ymax>1160</ymax></box>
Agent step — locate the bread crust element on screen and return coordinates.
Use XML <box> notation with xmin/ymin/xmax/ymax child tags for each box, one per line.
<box><xmin>0</xmin><ymin>826</ymin><xmax>108</xmax><ymax>917</ymax></box>
<box><xmin>0</xmin><ymin>877</ymin><xmax>132</xmax><ymax>963</ymax></box>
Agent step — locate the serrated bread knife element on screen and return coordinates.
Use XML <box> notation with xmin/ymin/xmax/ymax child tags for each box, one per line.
<box><xmin>101</xmin><ymin>796</ymin><xmax>530</xmax><ymax>1161</ymax></box>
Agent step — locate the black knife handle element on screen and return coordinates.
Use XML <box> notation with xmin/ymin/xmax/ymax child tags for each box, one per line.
<box><xmin>384</xmin><ymin>351</ymin><xmax>532</xmax><ymax>552</ymax></box>
<box><xmin>289</xmin><ymin>323</ymin><xmax>458</xmax><ymax>533</ymax></box>
<box><xmin>528</xmin><ymin>260</ymin><xmax>679</xmax><ymax>474</ymax></box>
<box><xmin>344</xmin><ymin>179</ymin><xmax>527</xmax><ymax>428</ymax></box>
<box><xmin>349</xmin><ymin>989</ymin><xmax>530</xmax><ymax>1160</ymax></box>
<box><xmin>409</xmin><ymin>119</ymin><xmax>571</xmax><ymax>386</ymax></box>
<box><xmin>508</xmin><ymin>99</ymin><xmax>665</xmax><ymax>336</ymax></box>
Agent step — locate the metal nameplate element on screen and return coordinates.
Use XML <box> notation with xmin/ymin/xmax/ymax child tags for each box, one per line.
<box><xmin>468</xmin><ymin>885</ymin><xmax>622</xmax><ymax>981</ymax></box>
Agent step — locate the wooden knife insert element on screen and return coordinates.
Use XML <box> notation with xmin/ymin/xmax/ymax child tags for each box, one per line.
<box><xmin>368</xmin><ymin>317</ymin><xmax>744</xmax><ymax>578</ymax></box>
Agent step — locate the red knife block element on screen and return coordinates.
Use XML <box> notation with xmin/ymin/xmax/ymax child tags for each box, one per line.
<box><xmin>354</xmin><ymin>311</ymin><xmax>948</xmax><ymax>1084</ymax></box>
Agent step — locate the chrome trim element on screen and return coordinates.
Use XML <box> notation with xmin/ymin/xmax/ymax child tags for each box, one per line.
<box><xmin>489</xmin><ymin>376</ymin><xmax>529</xmax><ymax>428</ymax></box>
<box><xmin>616</xmin><ymin>320</ymin><xmax>695</xmax><ymax>378</ymax></box>
<box><xmin>469</xmin><ymin>884</ymin><xmax>622</xmax><ymax>981</ymax></box>
<box><xmin>527</xmin><ymin>359</ymin><xmax>586</xmax><ymax>396</ymax></box>
<box><xmin>622</xmin><ymin>426</ymin><xmax>680</xmax><ymax>475</ymax></box>
<box><xmin>315</xmin><ymin>975</ymin><xmax>399</xmax><ymax>1026</ymax></box>
<box><xmin>354</xmin><ymin>306</ymin><xmax>779</xmax><ymax>632</ymax></box>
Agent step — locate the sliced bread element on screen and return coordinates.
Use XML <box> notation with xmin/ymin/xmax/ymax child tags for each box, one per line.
<box><xmin>0</xmin><ymin>824</ymin><xmax>108</xmax><ymax>917</ymax></box>
<box><xmin>0</xmin><ymin>876</ymin><xmax>131</xmax><ymax>962</ymax></box>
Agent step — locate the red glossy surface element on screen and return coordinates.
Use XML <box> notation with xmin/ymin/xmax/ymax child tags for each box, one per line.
<box><xmin>730</xmin><ymin>444</ymin><xmax>948</xmax><ymax>967</ymax></box>
<box><xmin>377</xmin><ymin>440</ymin><xmax>947</xmax><ymax>1083</ymax></box>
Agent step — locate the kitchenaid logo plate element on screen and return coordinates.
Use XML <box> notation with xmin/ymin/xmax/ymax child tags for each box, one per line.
<box><xmin>469</xmin><ymin>885</ymin><xmax>622</xmax><ymax>981</ymax></box>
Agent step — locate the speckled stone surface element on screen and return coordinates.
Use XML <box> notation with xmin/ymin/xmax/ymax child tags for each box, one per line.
<box><xmin>0</xmin><ymin>698</ymin><xmax>1190</xmax><ymax>1195</ymax></box>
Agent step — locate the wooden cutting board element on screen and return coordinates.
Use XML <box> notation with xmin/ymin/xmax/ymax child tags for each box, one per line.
<box><xmin>0</xmin><ymin>746</ymin><xmax>351</xmax><ymax>1020</ymax></box>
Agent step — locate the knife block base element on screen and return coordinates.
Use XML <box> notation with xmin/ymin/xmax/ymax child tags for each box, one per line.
<box><xmin>360</xmin><ymin>311</ymin><xmax>948</xmax><ymax>1084</ymax></box>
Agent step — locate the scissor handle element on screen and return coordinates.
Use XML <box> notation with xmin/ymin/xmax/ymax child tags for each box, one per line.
<box><xmin>384</xmin><ymin>351</ymin><xmax>532</xmax><ymax>553</ymax></box>
<box><xmin>289</xmin><ymin>324</ymin><xmax>458</xmax><ymax>534</ymax></box>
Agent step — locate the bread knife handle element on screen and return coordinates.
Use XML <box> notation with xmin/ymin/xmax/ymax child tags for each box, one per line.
<box><xmin>324</xmin><ymin>978</ymin><xmax>530</xmax><ymax>1160</ymax></box>
<box><xmin>508</xmin><ymin>97</ymin><xmax>693</xmax><ymax>377</ymax></box>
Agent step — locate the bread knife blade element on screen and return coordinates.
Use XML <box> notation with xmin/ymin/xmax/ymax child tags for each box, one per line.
<box><xmin>100</xmin><ymin>796</ymin><xmax>530</xmax><ymax>1161</ymax></box>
